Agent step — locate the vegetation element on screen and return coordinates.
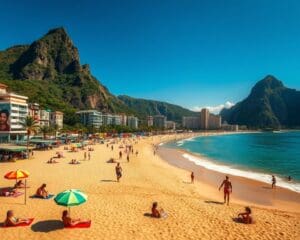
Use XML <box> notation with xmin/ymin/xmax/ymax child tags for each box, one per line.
<box><xmin>221</xmin><ymin>75</ymin><xmax>300</xmax><ymax>128</ymax></box>
<box><xmin>20</xmin><ymin>116</ymin><xmax>39</xmax><ymax>158</ymax></box>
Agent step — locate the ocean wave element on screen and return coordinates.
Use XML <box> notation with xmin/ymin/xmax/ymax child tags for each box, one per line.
<box><xmin>182</xmin><ymin>153</ymin><xmax>300</xmax><ymax>193</ymax></box>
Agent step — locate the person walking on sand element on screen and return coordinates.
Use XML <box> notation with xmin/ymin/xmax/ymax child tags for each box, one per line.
<box><xmin>111</xmin><ymin>145</ymin><xmax>114</xmax><ymax>151</ymax></box>
<box><xmin>191</xmin><ymin>172</ymin><xmax>194</xmax><ymax>184</ymax></box>
<box><xmin>115</xmin><ymin>163</ymin><xmax>123</xmax><ymax>182</ymax></box>
<box><xmin>119</xmin><ymin>151</ymin><xmax>122</xmax><ymax>159</ymax></box>
<box><xmin>219</xmin><ymin>176</ymin><xmax>232</xmax><ymax>205</ymax></box>
<box><xmin>127</xmin><ymin>154</ymin><xmax>129</xmax><ymax>162</ymax></box>
<box><xmin>84</xmin><ymin>152</ymin><xmax>87</xmax><ymax>161</ymax></box>
<box><xmin>271</xmin><ymin>175</ymin><xmax>276</xmax><ymax>189</ymax></box>
<box><xmin>88</xmin><ymin>152</ymin><xmax>91</xmax><ymax>160</ymax></box>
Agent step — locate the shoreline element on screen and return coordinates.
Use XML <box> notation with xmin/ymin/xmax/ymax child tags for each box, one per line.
<box><xmin>157</xmin><ymin>132</ymin><xmax>300</xmax><ymax>213</ymax></box>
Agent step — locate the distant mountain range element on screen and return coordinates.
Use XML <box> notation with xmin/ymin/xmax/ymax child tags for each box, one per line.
<box><xmin>221</xmin><ymin>75</ymin><xmax>300</xmax><ymax>128</ymax></box>
<box><xmin>0</xmin><ymin>27</ymin><xmax>196</xmax><ymax>125</ymax></box>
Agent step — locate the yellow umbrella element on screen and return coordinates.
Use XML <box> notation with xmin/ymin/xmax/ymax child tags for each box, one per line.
<box><xmin>4</xmin><ymin>169</ymin><xmax>29</xmax><ymax>204</ymax></box>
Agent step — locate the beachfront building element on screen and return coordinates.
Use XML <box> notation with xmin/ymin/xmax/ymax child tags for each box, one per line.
<box><xmin>0</xmin><ymin>83</ymin><xmax>28</xmax><ymax>142</ymax></box>
<box><xmin>200</xmin><ymin>108</ymin><xmax>209</xmax><ymax>130</ymax></box>
<box><xmin>102</xmin><ymin>114</ymin><xmax>114</xmax><ymax>126</ymax></box>
<box><xmin>28</xmin><ymin>103</ymin><xmax>40</xmax><ymax>125</ymax></box>
<box><xmin>208</xmin><ymin>114</ymin><xmax>222</xmax><ymax>129</ymax></box>
<box><xmin>76</xmin><ymin>110</ymin><xmax>103</xmax><ymax>129</ymax></box>
<box><xmin>39</xmin><ymin>109</ymin><xmax>50</xmax><ymax>127</ymax></box>
<box><xmin>112</xmin><ymin>115</ymin><xmax>122</xmax><ymax>126</ymax></box>
<box><xmin>222</xmin><ymin>122</ymin><xmax>239</xmax><ymax>131</ymax></box>
<box><xmin>127</xmin><ymin>116</ymin><xmax>138</xmax><ymax>129</ymax></box>
<box><xmin>182</xmin><ymin>116</ymin><xmax>201</xmax><ymax>129</ymax></box>
<box><xmin>153</xmin><ymin>115</ymin><xmax>167</xmax><ymax>129</ymax></box>
<box><xmin>182</xmin><ymin>108</ymin><xmax>222</xmax><ymax>130</ymax></box>
<box><xmin>147</xmin><ymin>116</ymin><xmax>154</xmax><ymax>127</ymax></box>
<box><xmin>50</xmin><ymin>111</ymin><xmax>63</xmax><ymax>129</ymax></box>
<box><xmin>120</xmin><ymin>113</ymin><xmax>127</xmax><ymax>126</ymax></box>
<box><xmin>166</xmin><ymin>121</ymin><xmax>176</xmax><ymax>130</ymax></box>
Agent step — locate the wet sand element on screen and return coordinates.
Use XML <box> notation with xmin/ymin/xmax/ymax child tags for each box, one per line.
<box><xmin>158</xmin><ymin>146</ymin><xmax>300</xmax><ymax>212</ymax></box>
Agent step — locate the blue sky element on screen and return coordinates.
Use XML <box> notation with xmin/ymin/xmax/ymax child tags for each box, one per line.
<box><xmin>1</xmin><ymin>0</ymin><xmax>300</xmax><ymax>112</ymax></box>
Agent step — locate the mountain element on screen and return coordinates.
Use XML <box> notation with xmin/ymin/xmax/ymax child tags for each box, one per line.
<box><xmin>220</xmin><ymin>75</ymin><xmax>300</xmax><ymax>128</ymax></box>
<box><xmin>0</xmin><ymin>27</ymin><xmax>195</xmax><ymax>125</ymax></box>
<box><xmin>118</xmin><ymin>95</ymin><xmax>197</xmax><ymax>122</ymax></box>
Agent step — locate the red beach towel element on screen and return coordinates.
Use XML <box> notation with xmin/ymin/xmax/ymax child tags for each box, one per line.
<box><xmin>65</xmin><ymin>220</ymin><xmax>91</xmax><ymax>228</ymax></box>
<box><xmin>2</xmin><ymin>218</ymin><xmax>34</xmax><ymax>227</ymax></box>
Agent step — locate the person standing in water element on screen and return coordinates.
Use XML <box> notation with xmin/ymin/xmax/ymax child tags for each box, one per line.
<box><xmin>219</xmin><ymin>176</ymin><xmax>232</xmax><ymax>205</ymax></box>
<box><xmin>271</xmin><ymin>175</ymin><xmax>276</xmax><ymax>189</ymax></box>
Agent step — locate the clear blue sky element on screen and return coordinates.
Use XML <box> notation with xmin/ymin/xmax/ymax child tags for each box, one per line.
<box><xmin>1</xmin><ymin>0</ymin><xmax>300</xmax><ymax>111</ymax></box>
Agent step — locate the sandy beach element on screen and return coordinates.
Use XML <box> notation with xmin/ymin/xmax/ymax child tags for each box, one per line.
<box><xmin>0</xmin><ymin>133</ymin><xmax>299</xmax><ymax>240</ymax></box>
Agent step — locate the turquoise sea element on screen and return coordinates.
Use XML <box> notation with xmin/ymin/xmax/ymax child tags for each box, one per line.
<box><xmin>167</xmin><ymin>131</ymin><xmax>300</xmax><ymax>193</ymax></box>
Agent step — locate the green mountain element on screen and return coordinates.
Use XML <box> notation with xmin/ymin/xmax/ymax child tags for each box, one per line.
<box><xmin>118</xmin><ymin>95</ymin><xmax>197</xmax><ymax>122</ymax></box>
<box><xmin>220</xmin><ymin>75</ymin><xmax>300</xmax><ymax>128</ymax></box>
<box><xmin>0</xmin><ymin>27</ymin><xmax>196</xmax><ymax>125</ymax></box>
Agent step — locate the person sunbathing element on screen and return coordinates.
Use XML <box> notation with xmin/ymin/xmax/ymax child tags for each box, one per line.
<box><xmin>151</xmin><ymin>202</ymin><xmax>167</xmax><ymax>218</ymax></box>
<box><xmin>62</xmin><ymin>210</ymin><xmax>89</xmax><ymax>227</ymax></box>
<box><xmin>70</xmin><ymin>159</ymin><xmax>80</xmax><ymax>164</ymax></box>
<box><xmin>36</xmin><ymin>184</ymin><xmax>49</xmax><ymax>198</ymax></box>
<box><xmin>237</xmin><ymin>207</ymin><xmax>252</xmax><ymax>224</ymax></box>
<box><xmin>14</xmin><ymin>180</ymin><xmax>25</xmax><ymax>188</ymax></box>
<box><xmin>47</xmin><ymin>158</ymin><xmax>58</xmax><ymax>164</ymax></box>
<box><xmin>3</xmin><ymin>210</ymin><xmax>29</xmax><ymax>226</ymax></box>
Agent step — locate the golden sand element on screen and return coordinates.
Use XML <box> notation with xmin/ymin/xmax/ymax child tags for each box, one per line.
<box><xmin>0</xmin><ymin>134</ymin><xmax>299</xmax><ymax>240</ymax></box>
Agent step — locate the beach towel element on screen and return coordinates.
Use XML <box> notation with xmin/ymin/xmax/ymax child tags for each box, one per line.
<box><xmin>30</xmin><ymin>194</ymin><xmax>55</xmax><ymax>199</ymax></box>
<box><xmin>0</xmin><ymin>191</ymin><xmax>24</xmax><ymax>198</ymax></box>
<box><xmin>65</xmin><ymin>221</ymin><xmax>91</xmax><ymax>228</ymax></box>
<box><xmin>2</xmin><ymin>218</ymin><xmax>34</xmax><ymax>228</ymax></box>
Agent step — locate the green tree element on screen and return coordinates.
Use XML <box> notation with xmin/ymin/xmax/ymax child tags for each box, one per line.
<box><xmin>39</xmin><ymin>125</ymin><xmax>50</xmax><ymax>139</ymax></box>
<box><xmin>20</xmin><ymin>116</ymin><xmax>39</xmax><ymax>159</ymax></box>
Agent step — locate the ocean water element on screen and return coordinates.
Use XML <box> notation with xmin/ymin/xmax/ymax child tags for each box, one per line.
<box><xmin>167</xmin><ymin>131</ymin><xmax>300</xmax><ymax>193</ymax></box>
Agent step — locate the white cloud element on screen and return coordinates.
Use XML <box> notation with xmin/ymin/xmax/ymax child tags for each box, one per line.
<box><xmin>192</xmin><ymin>101</ymin><xmax>235</xmax><ymax>114</ymax></box>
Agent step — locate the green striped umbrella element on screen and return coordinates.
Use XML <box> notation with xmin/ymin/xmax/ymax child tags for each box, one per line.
<box><xmin>54</xmin><ymin>189</ymin><xmax>87</xmax><ymax>215</ymax></box>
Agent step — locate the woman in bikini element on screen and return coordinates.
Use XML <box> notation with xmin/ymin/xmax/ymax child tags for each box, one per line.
<box><xmin>62</xmin><ymin>210</ymin><xmax>89</xmax><ymax>227</ymax></box>
<box><xmin>4</xmin><ymin>210</ymin><xmax>29</xmax><ymax>226</ymax></box>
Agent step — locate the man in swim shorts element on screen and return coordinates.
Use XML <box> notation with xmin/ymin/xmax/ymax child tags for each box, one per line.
<box><xmin>219</xmin><ymin>176</ymin><xmax>232</xmax><ymax>205</ymax></box>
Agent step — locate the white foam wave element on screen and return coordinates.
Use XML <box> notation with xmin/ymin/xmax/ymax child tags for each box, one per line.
<box><xmin>182</xmin><ymin>153</ymin><xmax>300</xmax><ymax>193</ymax></box>
<box><xmin>158</xmin><ymin>142</ymin><xmax>164</xmax><ymax>146</ymax></box>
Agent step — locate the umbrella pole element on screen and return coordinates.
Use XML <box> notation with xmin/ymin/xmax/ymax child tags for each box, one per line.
<box><xmin>25</xmin><ymin>179</ymin><xmax>27</xmax><ymax>205</ymax></box>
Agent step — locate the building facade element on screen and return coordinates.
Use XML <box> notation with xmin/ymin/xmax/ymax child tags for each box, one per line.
<box><xmin>0</xmin><ymin>83</ymin><xmax>28</xmax><ymax>142</ymax></box>
<box><xmin>153</xmin><ymin>115</ymin><xmax>167</xmax><ymax>129</ymax></box>
<box><xmin>40</xmin><ymin>110</ymin><xmax>50</xmax><ymax>127</ymax></box>
<box><xmin>200</xmin><ymin>108</ymin><xmax>209</xmax><ymax>130</ymax></box>
<box><xmin>28</xmin><ymin>103</ymin><xmax>40</xmax><ymax>125</ymax></box>
<box><xmin>166</xmin><ymin>121</ymin><xmax>176</xmax><ymax>130</ymax></box>
<box><xmin>147</xmin><ymin>116</ymin><xmax>153</xmax><ymax>127</ymax></box>
<box><xmin>182</xmin><ymin>116</ymin><xmax>201</xmax><ymax>129</ymax></box>
<box><xmin>76</xmin><ymin>110</ymin><xmax>103</xmax><ymax>129</ymax></box>
<box><xmin>208</xmin><ymin>114</ymin><xmax>221</xmax><ymax>129</ymax></box>
<box><xmin>50</xmin><ymin>111</ymin><xmax>63</xmax><ymax>129</ymax></box>
<box><xmin>127</xmin><ymin>116</ymin><xmax>138</xmax><ymax>129</ymax></box>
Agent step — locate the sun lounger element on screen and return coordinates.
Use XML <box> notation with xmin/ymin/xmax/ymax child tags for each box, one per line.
<box><xmin>65</xmin><ymin>220</ymin><xmax>91</xmax><ymax>228</ymax></box>
<box><xmin>2</xmin><ymin>218</ymin><xmax>34</xmax><ymax>227</ymax></box>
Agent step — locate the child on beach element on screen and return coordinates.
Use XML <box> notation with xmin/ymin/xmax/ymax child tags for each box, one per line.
<box><xmin>237</xmin><ymin>207</ymin><xmax>253</xmax><ymax>224</ymax></box>
<box><xmin>151</xmin><ymin>202</ymin><xmax>167</xmax><ymax>218</ymax></box>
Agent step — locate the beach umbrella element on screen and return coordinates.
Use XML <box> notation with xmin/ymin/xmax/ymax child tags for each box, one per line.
<box><xmin>4</xmin><ymin>169</ymin><xmax>29</xmax><ymax>204</ymax></box>
<box><xmin>54</xmin><ymin>189</ymin><xmax>87</xmax><ymax>215</ymax></box>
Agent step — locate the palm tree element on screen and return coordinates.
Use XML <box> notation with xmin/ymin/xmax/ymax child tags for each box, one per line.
<box><xmin>39</xmin><ymin>125</ymin><xmax>50</xmax><ymax>139</ymax></box>
<box><xmin>20</xmin><ymin>116</ymin><xmax>39</xmax><ymax>159</ymax></box>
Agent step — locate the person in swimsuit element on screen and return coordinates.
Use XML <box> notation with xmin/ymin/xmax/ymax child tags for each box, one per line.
<box><xmin>119</xmin><ymin>151</ymin><xmax>122</xmax><ymax>159</ymax></box>
<box><xmin>14</xmin><ymin>180</ymin><xmax>25</xmax><ymax>188</ymax></box>
<box><xmin>151</xmin><ymin>202</ymin><xmax>167</xmax><ymax>218</ymax></box>
<box><xmin>36</xmin><ymin>184</ymin><xmax>49</xmax><ymax>198</ymax></box>
<box><xmin>219</xmin><ymin>176</ymin><xmax>232</xmax><ymax>205</ymax></box>
<box><xmin>271</xmin><ymin>175</ymin><xmax>276</xmax><ymax>188</ymax></box>
<box><xmin>62</xmin><ymin>210</ymin><xmax>89</xmax><ymax>227</ymax></box>
<box><xmin>115</xmin><ymin>163</ymin><xmax>123</xmax><ymax>182</ymax></box>
<box><xmin>4</xmin><ymin>210</ymin><xmax>29</xmax><ymax>226</ymax></box>
<box><xmin>237</xmin><ymin>207</ymin><xmax>252</xmax><ymax>224</ymax></box>
<box><xmin>191</xmin><ymin>172</ymin><xmax>194</xmax><ymax>184</ymax></box>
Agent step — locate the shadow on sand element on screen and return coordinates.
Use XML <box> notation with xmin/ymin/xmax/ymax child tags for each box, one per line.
<box><xmin>31</xmin><ymin>220</ymin><xmax>64</xmax><ymax>232</ymax></box>
<box><xmin>204</xmin><ymin>200</ymin><xmax>224</xmax><ymax>205</ymax></box>
<box><xmin>144</xmin><ymin>213</ymin><xmax>153</xmax><ymax>218</ymax></box>
<box><xmin>101</xmin><ymin>179</ymin><xmax>118</xmax><ymax>183</ymax></box>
